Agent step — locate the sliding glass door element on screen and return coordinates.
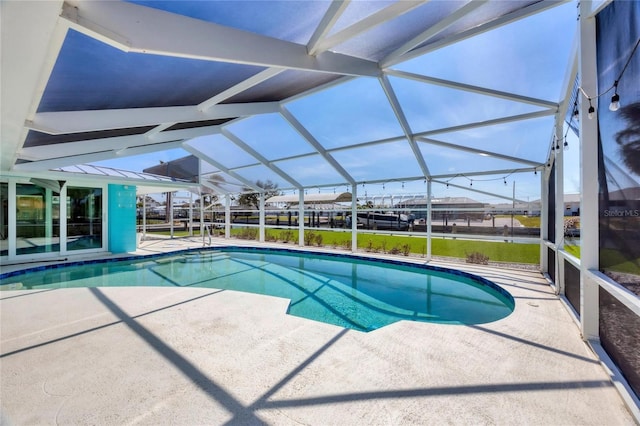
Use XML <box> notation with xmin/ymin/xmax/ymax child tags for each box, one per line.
<box><xmin>67</xmin><ymin>186</ymin><xmax>103</xmax><ymax>251</ymax></box>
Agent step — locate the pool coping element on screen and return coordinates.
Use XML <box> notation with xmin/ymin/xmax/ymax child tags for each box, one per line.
<box><xmin>0</xmin><ymin>245</ymin><xmax>515</xmax><ymax>307</ymax></box>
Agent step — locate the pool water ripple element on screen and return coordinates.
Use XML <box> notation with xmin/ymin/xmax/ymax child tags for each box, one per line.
<box><xmin>0</xmin><ymin>247</ymin><xmax>515</xmax><ymax>332</ymax></box>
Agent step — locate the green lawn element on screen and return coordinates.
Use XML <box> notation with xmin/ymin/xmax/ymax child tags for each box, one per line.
<box><xmin>564</xmin><ymin>244</ymin><xmax>581</xmax><ymax>258</ymax></box>
<box><xmin>148</xmin><ymin>227</ymin><xmax>539</xmax><ymax>264</ymax></box>
<box><xmin>148</xmin><ymin>227</ymin><xmax>540</xmax><ymax>264</ymax></box>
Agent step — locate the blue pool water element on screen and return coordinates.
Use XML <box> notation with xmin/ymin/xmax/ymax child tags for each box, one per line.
<box><xmin>0</xmin><ymin>247</ymin><xmax>514</xmax><ymax>331</ymax></box>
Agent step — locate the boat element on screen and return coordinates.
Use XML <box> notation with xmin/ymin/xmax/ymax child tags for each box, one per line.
<box><xmin>346</xmin><ymin>211</ymin><xmax>410</xmax><ymax>231</ymax></box>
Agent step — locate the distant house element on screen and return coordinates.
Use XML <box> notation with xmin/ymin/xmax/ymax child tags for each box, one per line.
<box><xmin>527</xmin><ymin>194</ymin><xmax>580</xmax><ymax>217</ymax></box>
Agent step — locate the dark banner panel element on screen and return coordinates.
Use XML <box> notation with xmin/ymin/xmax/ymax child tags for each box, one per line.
<box><xmin>564</xmin><ymin>260</ymin><xmax>581</xmax><ymax>316</ymax></box>
<box><xmin>599</xmin><ymin>287</ymin><xmax>640</xmax><ymax>400</ymax></box>
<box><xmin>547</xmin><ymin>247</ymin><xmax>555</xmax><ymax>283</ymax></box>
<box><xmin>597</xmin><ymin>1</ymin><xmax>640</xmax><ymax>290</ymax></box>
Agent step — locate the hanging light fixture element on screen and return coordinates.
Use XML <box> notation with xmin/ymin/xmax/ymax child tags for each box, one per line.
<box><xmin>609</xmin><ymin>81</ymin><xmax>620</xmax><ymax>111</ymax></box>
<box><xmin>564</xmin><ymin>137</ymin><xmax>569</xmax><ymax>151</ymax></box>
<box><xmin>588</xmin><ymin>98</ymin><xmax>595</xmax><ymax>119</ymax></box>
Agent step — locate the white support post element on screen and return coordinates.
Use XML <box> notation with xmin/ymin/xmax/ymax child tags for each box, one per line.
<box><xmin>555</xmin><ymin>131</ymin><xmax>565</xmax><ymax>250</ymax></box>
<box><xmin>555</xmin><ymin>126</ymin><xmax>566</xmax><ymax>295</ymax></box>
<box><xmin>298</xmin><ymin>191</ymin><xmax>305</xmax><ymax>246</ymax></box>
<box><xmin>225</xmin><ymin>194</ymin><xmax>231</xmax><ymax>239</ymax></box>
<box><xmin>351</xmin><ymin>184</ymin><xmax>358</xmax><ymax>253</ymax></box>
<box><xmin>189</xmin><ymin>191</ymin><xmax>194</xmax><ymax>237</ymax></box>
<box><xmin>59</xmin><ymin>185</ymin><xmax>67</xmax><ymax>255</ymax></box>
<box><xmin>540</xmin><ymin>169</ymin><xmax>549</xmax><ymax>272</ymax></box>
<box><xmin>169</xmin><ymin>192</ymin><xmax>174</xmax><ymax>239</ymax></box>
<box><xmin>578</xmin><ymin>0</ymin><xmax>599</xmax><ymax>342</ymax></box>
<box><xmin>142</xmin><ymin>195</ymin><xmax>147</xmax><ymax>242</ymax></box>
<box><xmin>199</xmin><ymin>192</ymin><xmax>204</xmax><ymax>244</ymax></box>
<box><xmin>8</xmin><ymin>181</ymin><xmax>16</xmax><ymax>258</ymax></box>
<box><xmin>45</xmin><ymin>189</ymin><xmax>53</xmax><ymax>249</ymax></box>
<box><xmin>426</xmin><ymin>179</ymin><xmax>432</xmax><ymax>261</ymax></box>
<box><xmin>259</xmin><ymin>192</ymin><xmax>265</xmax><ymax>243</ymax></box>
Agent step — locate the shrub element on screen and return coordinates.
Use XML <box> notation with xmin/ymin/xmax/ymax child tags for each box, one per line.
<box><xmin>304</xmin><ymin>231</ymin><xmax>316</xmax><ymax>246</ymax></box>
<box><xmin>265</xmin><ymin>231</ymin><xmax>277</xmax><ymax>242</ymax></box>
<box><xmin>402</xmin><ymin>244</ymin><xmax>411</xmax><ymax>256</ymax></box>
<box><xmin>366</xmin><ymin>239</ymin><xmax>374</xmax><ymax>252</ymax></box>
<box><xmin>279</xmin><ymin>230</ymin><xmax>293</xmax><ymax>243</ymax></box>
<box><xmin>466</xmin><ymin>252</ymin><xmax>489</xmax><ymax>265</ymax></box>
<box><xmin>238</xmin><ymin>228</ymin><xmax>258</xmax><ymax>240</ymax></box>
<box><xmin>315</xmin><ymin>233</ymin><xmax>323</xmax><ymax>247</ymax></box>
<box><xmin>388</xmin><ymin>245</ymin><xmax>401</xmax><ymax>255</ymax></box>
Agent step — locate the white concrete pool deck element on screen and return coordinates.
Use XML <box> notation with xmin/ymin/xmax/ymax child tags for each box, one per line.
<box><xmin>1</xmin><ymin>236</ymin><xmax>636</xmax><ymax>425</ymax></box>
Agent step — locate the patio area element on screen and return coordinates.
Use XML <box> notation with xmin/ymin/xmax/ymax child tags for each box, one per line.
<box><xmin>1</xmin><ymin>237</ymin><xmax>634</xmax><ymax>425</ymax></box>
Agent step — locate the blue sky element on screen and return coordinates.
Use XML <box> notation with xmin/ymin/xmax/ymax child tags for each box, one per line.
<box><xmin>91</xmin><ymin>1</ymin><xmax>580</xmax><ymax>204</ymax></box>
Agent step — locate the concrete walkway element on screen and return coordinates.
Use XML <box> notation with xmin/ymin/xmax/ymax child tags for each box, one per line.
<box><xmin>1</xmin><ymin>237</ymin><xmax>635</xmax><ymax>425</ymax></box>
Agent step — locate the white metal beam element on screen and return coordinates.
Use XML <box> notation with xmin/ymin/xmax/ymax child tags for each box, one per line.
<box><xmin>415</xmin><ymin>137</ymin><xmax>542</xmax><ymax>167</ymax></box>
<box><xmin>279</xmin><ymin>106</ymin><xmax>355</xmax><ymax>185</ymax></box>
<box><xmin>326</xmin><ymin>135</ymin><xmax>406</xmax><ymax>153</ymax></box>
<box><xmin>307</xmin><ymin>0</ymin><xmax>351</xmax><ymax>56</ymax></box>
<box><xmin>415</xmin><ymin>109</ymin><xmax>557</xmax><ymax>138</ymax></box>
<box><xmin>28</xmin><ymin>103</ymin><xmax>280</xmax><ymax>135</ymax></box>
<box><xmin>1</xmin><ymin>1</ymin><xmax>66</xmax><ymax>172</ymax></box>
<box><xmin>221</xmin><ymin>129</ymin><xmax>303</xmax><ymax>190</ymax></box>
<box><xmin>431</xmin><ymin>179</ymin><xmax>529</xmax><ymax>204</ymax></box>
<box><xmin>3</xmin><ymin>168</ymin><xmax>196</xmax><ymax>191</ymax></box>
<box><xmin>578</xmin><ymin>0</ymin><xmax>599</xmax><ymax>341</ymax></box>
<box><xmin>381</xmin><ymin>0</ymin><xmax>488</xmax><ymax>68</ymax></box>
<box><xmin>385</xmin><ymin>0</ymin><xmax>566</xmax><ymax>67</ymax></box>
<box><xmin>18</xmin><ymin>125</ymin><xmax>224</xmax><ymax>161</ymax></box>
<box><xmin>282</xmin><ymin>75</ymin><xmax>356</xmax><ymax>104</ymax></box>
<box><xmin>311</xmin><ymin>1</ymin><xmax>426</xmax><ymax>55</ymax></box>
<box><xmin>62</xmin><ymin>0</ymin><xmax>380</xmax><ymax>77</ymax></box>
<box><xmin>182</xmin><ymin>144</ymin><xmax>263</xmax><ymax>192</ymax></box>
<box><xmin>386</xmin><ymin>70</ymin><xmax>559</xmax><ymax>109</ymax></box>
<box><xmin>197</xmin><ymin>69</ymin><xmax>285</xmax><ymax>112</ymax></box>
<box><xmin>430</xmin><ymin>167</ymin><xmax>535</xmax><ymax>180</ymax></box>
<box><xmin>13</xmin><ymin>140</ymin><xmax>185</xmax><ymax>172</ymax></box>
<box><xmin>378</xmin><ymin>75</ymin><xmax>431</xmax><ymax>176</ymax></box>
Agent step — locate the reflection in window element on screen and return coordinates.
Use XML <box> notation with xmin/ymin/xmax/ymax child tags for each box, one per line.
<box><xmin>67</xmin><ymin>187</ymin><xmax>102</xmax><ymax>251</ymax></box>
<box><xmin>16</xmin><ymin>183</ymin><xmax>60</xmax><ymax>255</ymax></box>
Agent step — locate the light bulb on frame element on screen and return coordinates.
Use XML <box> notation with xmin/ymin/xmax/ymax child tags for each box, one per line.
<box><xmin>588</xmin><ymin>99</ymin><xmax>595</xmax><ymax>119</ymax></box>
<box><xmin>609</xmin><ymin>80</ymin><xmax>620</xmax><ymax>112</ymax></box>
<box><xmin>609</xmin><ymin>93</ymin><xmax>620</xmax><ymax>111</ymax></box>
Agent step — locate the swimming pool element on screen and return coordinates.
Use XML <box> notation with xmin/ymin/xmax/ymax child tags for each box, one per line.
<box><xmin>0</xmin><ymin>247</ymin><xmax>514</xmax><ymax>331</ymax></box>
